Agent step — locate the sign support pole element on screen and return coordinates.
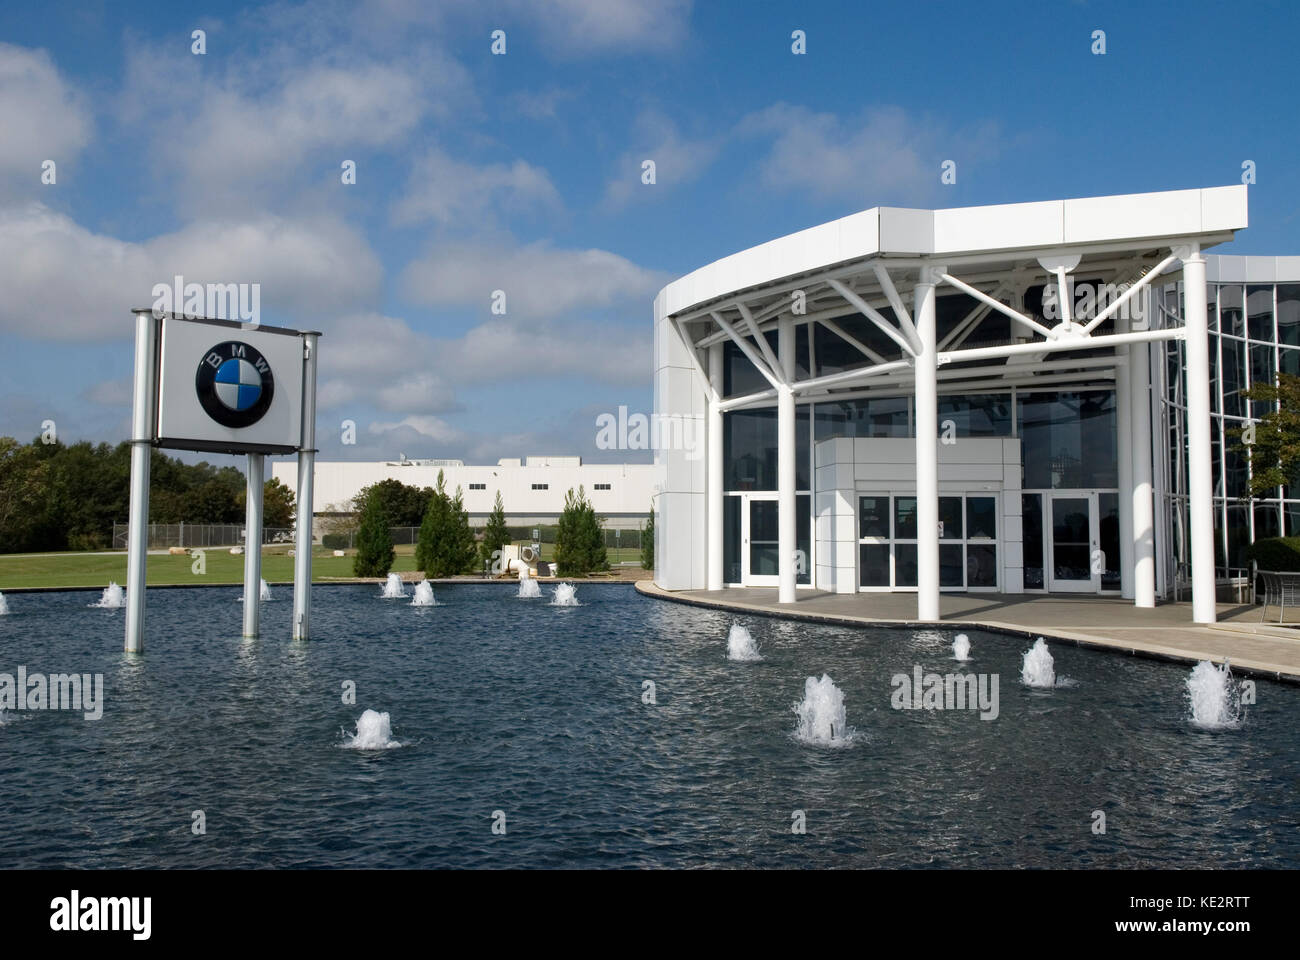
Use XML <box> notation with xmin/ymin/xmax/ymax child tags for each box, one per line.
<box><xmin>242</xmin><ymin>453</ymin><xmax>265</xmax><ymax>637</ymax></box>
<box><xmin>292</xmin><ymin>333</ymin><xmax>318</xmax><ymax>640</ymax></box>
<box><xmin>125</xmin><ymin>309</ymin><xmax>158</xmax><ymax>653</ymax></box>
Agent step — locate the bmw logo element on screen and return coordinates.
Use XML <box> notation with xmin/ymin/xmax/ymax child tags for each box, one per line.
<box><xmin>195</xmin><ymin>341</ymin><xmax>275</xmax><ymax>428</ymax></box>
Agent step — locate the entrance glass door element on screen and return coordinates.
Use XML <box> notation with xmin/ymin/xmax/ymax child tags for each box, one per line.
<box><xmin>1048</xmin><ymin>493</ymin><xmax>1099</xmax><ymax>592</ymax></box>
<box><xmin>743</xmin><ymin>496</ymin><xmax>780</xmax><ymax>586</ymax></box>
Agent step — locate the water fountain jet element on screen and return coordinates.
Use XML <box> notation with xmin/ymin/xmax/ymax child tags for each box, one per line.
<box><xmin>726</xmin><ymin>623</ymin><xmax>761</xmax><ymax>661</ymax></box>
<box><xmin>1021</xmin><ymin>638</ymin><xmax>1055</xmax><ymax>688</ymax></box>
<box><xmin>380</xmin><ymin>573</ymin><xmax>407</xmax><ymax>599</ymax></box>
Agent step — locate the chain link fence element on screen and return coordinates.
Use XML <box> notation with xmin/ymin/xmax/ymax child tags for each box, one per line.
<box><xmin>111</xmin><ymin>523</ymin><xmax>296</xmax><ymax>549</ymax></box>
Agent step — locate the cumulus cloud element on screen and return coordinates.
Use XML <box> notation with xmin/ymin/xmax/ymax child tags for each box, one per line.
<box><xmin>392</xmin><ymin>148</ymin><xmax>562</xmax><ymax>227</ymax></box>
<box><xmin>0</xmin><ymin>204</ymin><xmax>382</xmax><ymax>340</ymax></box>
<box><xmin>739</xmin><ymin>103</ymin><xmax>1002</xmax><ymax>207</ymax></box>
<box><xmin>604</xmin><ymin>110</ymin><xmax>721</xmax><ymax>209</ymax></box>
<box><xmin>0</xmin><ymin>44</ymin><xmax>91</xmax><ymax>182</ymax></box>
<box><xmin>399</xmin><ymin>240</ymin><xmax>669</xmax><ymax>318</ymax></box>
<box><xmin>519</xmin><ymin>0</ymin><xmax>693</xmax><ymax>53</ymax></box>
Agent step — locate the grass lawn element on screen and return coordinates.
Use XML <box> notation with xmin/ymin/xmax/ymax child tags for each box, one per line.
<box><xmin>0</xmin><ymin>542</ymin><xmax>646</xmax><ymax>590</ymax></box>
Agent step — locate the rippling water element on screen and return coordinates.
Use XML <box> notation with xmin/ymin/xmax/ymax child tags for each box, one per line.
<box><xmin>0</xmin><ymin>584</ymin><xmax>1296</xmax><ymax>868</ymax></box>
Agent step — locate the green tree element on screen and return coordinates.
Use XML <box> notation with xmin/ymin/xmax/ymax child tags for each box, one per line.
<box><xmin>640</xmin><ymin>503</ymin><xmax>655</xmax><ymax>571</ymax></box>
<box><xmin>480</xmin><ymin>491</ymin><xmax>511</xmax><ymax>572</ymax></box>
<box><xmin>353</xmin><ymin>492</ymin><xmax>395</xmax><ymax>577</ymax></box>
<box><xmin>416</xmin><ymin>471</ymin><xmax>478</xmax><ymax>577</ymax></box>
<box><xmin>554</xmin><ymin>486</ymin><xmax>608</xmax><ymax>576</ymax></box>
<box><xmin>238</xmin><ymin>477</ymin><xmax>296</xmax><ymax>528</ymax></box>
<box><xmin>354</xmin><ymin>478</ymin><xmax>434</xmax><ymax>527</ymax></box>
<box><xmin>1229</xmin><ymin>372</ymin><xmax>1300</xmax><ymax>499</ymax></box>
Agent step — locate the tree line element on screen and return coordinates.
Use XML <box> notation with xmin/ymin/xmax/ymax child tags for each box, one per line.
<box><xmin>351</xmin><ymin>471</ymin><xmax>617</xmax><ymax>578</ymax></box>
<box><xmin>0</xmin><ymin>436</ymin><xmax>295</xmax><ymax>552</ymax></box>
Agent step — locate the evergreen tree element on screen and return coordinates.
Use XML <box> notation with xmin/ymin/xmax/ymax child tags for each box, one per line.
<box><xmin>417</xmin><ymin>471</ymin><xmax>479</xmax><ymax>577</ymax></box>
<box><xmin>480</xmin><ymin>491</ymin><xmax>511</xmax><ymax>572</ymax></box>
<box><xmin>353</xmin><ymin>492</ymin><xmax>394</xmax><ymax>577</ymax></box>
<box><xmin>554</xmin><ymin>486</ymin><xmax>608</xmax><ymax>576</ymax></box>
<box><xmin>640</xmin><ymin>503</ymin><xmax>655</xmax><ymax>571</ymax></box>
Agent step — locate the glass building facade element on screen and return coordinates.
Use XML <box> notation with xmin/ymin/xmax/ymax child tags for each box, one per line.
<box><xmin>1155</xmin><ymin>257</ymin><xmax>1300</xmax><ymax>593</ymax></box>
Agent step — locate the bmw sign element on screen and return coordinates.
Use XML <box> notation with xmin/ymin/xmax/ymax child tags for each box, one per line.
<box><xmin>196</xmin><ymin>342</ymin><xmax>275</xmax><ymax>428</ymax></box>
<box><xmin>153</xmin><ymin>315</ymin><xmax>306</xmax><ymax>455</ymax></box>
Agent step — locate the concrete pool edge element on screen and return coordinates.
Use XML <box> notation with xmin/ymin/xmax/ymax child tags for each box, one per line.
<box><xmin>636</xmin><ymin>580</ymin><xmax>1300</xmax><ymax>684</ymax></box>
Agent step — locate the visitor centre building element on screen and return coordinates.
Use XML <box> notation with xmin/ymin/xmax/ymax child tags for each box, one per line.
<box><xmin>651</xmin><ymin>185</ymin><xmax>1294</xmax><ymax>625</ymax></box>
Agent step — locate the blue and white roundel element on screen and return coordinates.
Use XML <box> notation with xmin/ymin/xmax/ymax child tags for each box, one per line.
<box><xmin>195</xmin><ymin>341</ymin><xmax>275</xmax><ymax>429</ymax></box>
<box><xmin>213</xmin><ymin>357</ymin><xmax>263</xmax><ymax>412</ymax></box>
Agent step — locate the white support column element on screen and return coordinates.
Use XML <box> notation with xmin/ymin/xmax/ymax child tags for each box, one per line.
<box><xmin>124</xmin><ymin>309</ymin><xmax>158</xmax><ymax>654</ymax></box>
<box><xmin>243</xmin><ymin>453</ymin><xmax>265</xmax><ymax>638</ymax></box>
<box><xmin>1182</xmin><ymin>247</ymin><xmax>1217</xmax><ymax>623</ymax></box>
<box><xmin>292</xmin><ymin>332</ymin><xmax>318</xmax><ymax>640</ymax></box>
<box><xmin>1130</xmin><ymin>317</ymin><xmax>1156</xmax><ymax>608</ymax></box>
<box><xmin>914</xmin><ymin>271</ymin><xmax>940</xmax><ymax>622</ymax></box>
<box><xmin>777</xmin><ymin>316</ymin><xmax>797</xmax><ymax>603</ymax></box>
<box><xmin>1116</xmin><ymin>316</ymin><xmax>1135</xmax><ymax>599</ymax></box>
<box><xmin>707</xmin><ymin>343</ymin><xmax>724</xmax><ymax>590</ymax></box>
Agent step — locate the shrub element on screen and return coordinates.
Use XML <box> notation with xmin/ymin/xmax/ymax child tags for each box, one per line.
<box><xmin>416</xmin><ymin>471</ymin><xmax>477</xmax><ymax>577</ymax></box>
<box><xmin>353</xmin><ymin>494</ymin><xmax>394</xmax><ymax>577</ymax></box>
<box><xmin>554</xmin><ymin>486</ymin><xmax>608</xmax><ymax>576</ymax></box>
<box><xmin>1246</xmin><ymin>536</ymin><xmax>1300</xmax><ymax>572</ymax></box>
<box><xmin>322</xmin><ymin>533</ymin><xmax>350</xmax><ymax>550</ymax></box>
<box><xmin>479</xmin><ymin>491</ymin><xmax>511</xmax><ymax>572</ymax></box>
<box><xmin>640</xmin><ymin>504</ymin><xmax>654</xmax><ymax>571</ymax></box>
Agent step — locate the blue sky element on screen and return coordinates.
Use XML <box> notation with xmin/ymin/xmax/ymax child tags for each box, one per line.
<box><xmin>1</xmin><ymin>0</ymin><xmax>1296</xmax><ymax>465</ymax></box>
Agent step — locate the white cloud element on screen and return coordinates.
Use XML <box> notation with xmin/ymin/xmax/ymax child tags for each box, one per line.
<box><xmin>400</xmin><ymin>240</ymin><xmax>669</xmax><ymax>318</ymax></box>
<box><xmin>740</xmin><ymin>103</ymin><xmax>1001</xmax><ymax>206</ymax></box>
<box><xmin>120</xmin><ymin>36</ymin><xmax>469</xmax><ymax>215</ymax></box>
<box><xmin>0</xmin><ymin>44</ymin><xmax>91</xmax><ymax>193</ymax></box>
<box><xmin>392</xmin><ymin>148</ymin><xmax>562</xmax><ymax>227</ymax></box>
<box><xmin>368</xmin><ymin>415</ymin><xmax>464</xmax><ymax>444</ymax></box>
<box><xmin>0</xmin><ymin>203</ymin><xmax>383</xmax><ymax>340</ymax></box>
<box><xmin>516</xmin><ymin>0</ymin><xmax>693</xmax><ymax>53</ymax></box>
<box><xmin>604</xmin><ymin>110</ymin><xmax>721</xmax><ymax>209</ymax></box>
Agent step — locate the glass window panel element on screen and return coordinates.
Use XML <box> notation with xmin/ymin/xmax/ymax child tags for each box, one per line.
<box><xmin>1286</xmin><ymin>504</ymin><xmax>1300</xmax><ymax>538</ymax></box>
<box><xmin>1254</xmin><ymin>503</ymin><xmax>1280</xmax><ymax>541</ymax></box>
<box><xmin>894</xmin><ymin>543</ymin><xmax>918</xmax><ymax>587</ymax></box>
<box><xmin>1220</xmin><ymin>337</ymin><xmax>1245</xmax><ymax>419</ymax></box>
<box><xmin>797</xmin><ymin>494</ymin><xmax>811</xmax><ymax>585</ymax></box>
<box><xmin>940</xmin><ymin>543</ymin><xmax>964</xmax><ymax>587</ymax></box>
<box><xmin>966</xmin><ymin>497</ymin><xmax>997</xmax><ymax>539</ymax></box>
<box><xmin>1219</xmin><ymin>284</ymin><xmax>1245</xmax><ymax>338</ymax></box>
<box><xmin>1280</xmin><ymin>348</ymin><xmax>1300</xmax><ymax>377</ymax></box>
<box><xmin>859</xmin><ymin>496</ymin><xmax>890</xmax><ymax>538</ymax></box>
<box><xmin>939</xmin><ymin>496</ymin><xmax>963</xmax><ymax>539</ymax></box>
<box><xmin>1224</xmin><ymin>440</ymin><xmax>1248</xmax><ymax>499</ymax></box>
<box><xmin>859</xmin><ymin>544</ymin><xmax>890</xmax><ymax>586</ymax></box>
<box><xmin>1022</xmin><ymin>494</ymin><xmax>1044</xmax><ymax>589</ymax></box>
<box><xmin>936</xmin><ymin>394</ymin><xmax>1012</xmax><ymax>438</ymax></box>
<box><xmin>724</xmin><ymin>496</ymin><xmax>742</xmax><ymax>584</ymax></box>
<box><xmin>1051</xmin><ymin>497</ymin><xmax>1091</xmax><ymax>581</ymax></box>
<box><xmin>724</xmin><ymin>408</ymin><xmax>811</xmax><ymax>492</ymax></box>
<box><xmin>894</xmin><ymin>497</ymin><xmax>917</xmax><ymax>540</ymax></box>
<box><xmin>1250</xmin><ymin>343</ymin><xmax>1277</xmax><ymax>419</ymax></box>
<box><xmin>1278</xmin><ymin>284</ymin><xmax>1300</xmax><ymax>347</ymax></box>
<box><xmin>1099</xmin><ymin>492</ymin><xmax>1120</xmax><ymax>590</ymax></box>
<box><xmin>1247</xmin><ymin>285</ymin><xmax>1274</xmax><ymax>341</ymax></box>
<box><xmin>1018</xmin><ymin>391</ymin><xmax>1118</xmax><ymax>489</ymax></box>
<box><xmin>967</xmin><ymin>544</ymin><xmax>998</xmax><ymax>588</ymax></box>
<box><xmin>1225</xmin><ymin>504</ymin><xmax>1250</xmax><ymax>569</ymax></box>
<box><xmin>749</xmin><ymin>500</ymin><xmax>779</xmax><ymax>576</ymax></box>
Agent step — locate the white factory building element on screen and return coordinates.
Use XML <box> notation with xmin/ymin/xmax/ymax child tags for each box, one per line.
<box><xmin>272</xmin><ymin>456</ymin><xmax>657</xmax><ymax>528</ymax></box>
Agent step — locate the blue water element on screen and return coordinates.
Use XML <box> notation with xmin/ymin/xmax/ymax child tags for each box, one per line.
<box><xmin>0</xmin><ymin>583</ymin><xmax>1296</xmax><ymax>868</ymax></box>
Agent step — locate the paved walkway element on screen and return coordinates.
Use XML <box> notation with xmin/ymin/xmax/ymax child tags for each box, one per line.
<box><xmin>636</xmin><ymin>582</ymin><xmax>1300</xmax><ymax>681</ymax></box>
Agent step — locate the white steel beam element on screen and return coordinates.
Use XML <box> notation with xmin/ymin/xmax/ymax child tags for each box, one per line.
<box><xmin>827</xmin><ymin>278</ymin><xmax>920</xmax><ymax>358</ymax></box>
